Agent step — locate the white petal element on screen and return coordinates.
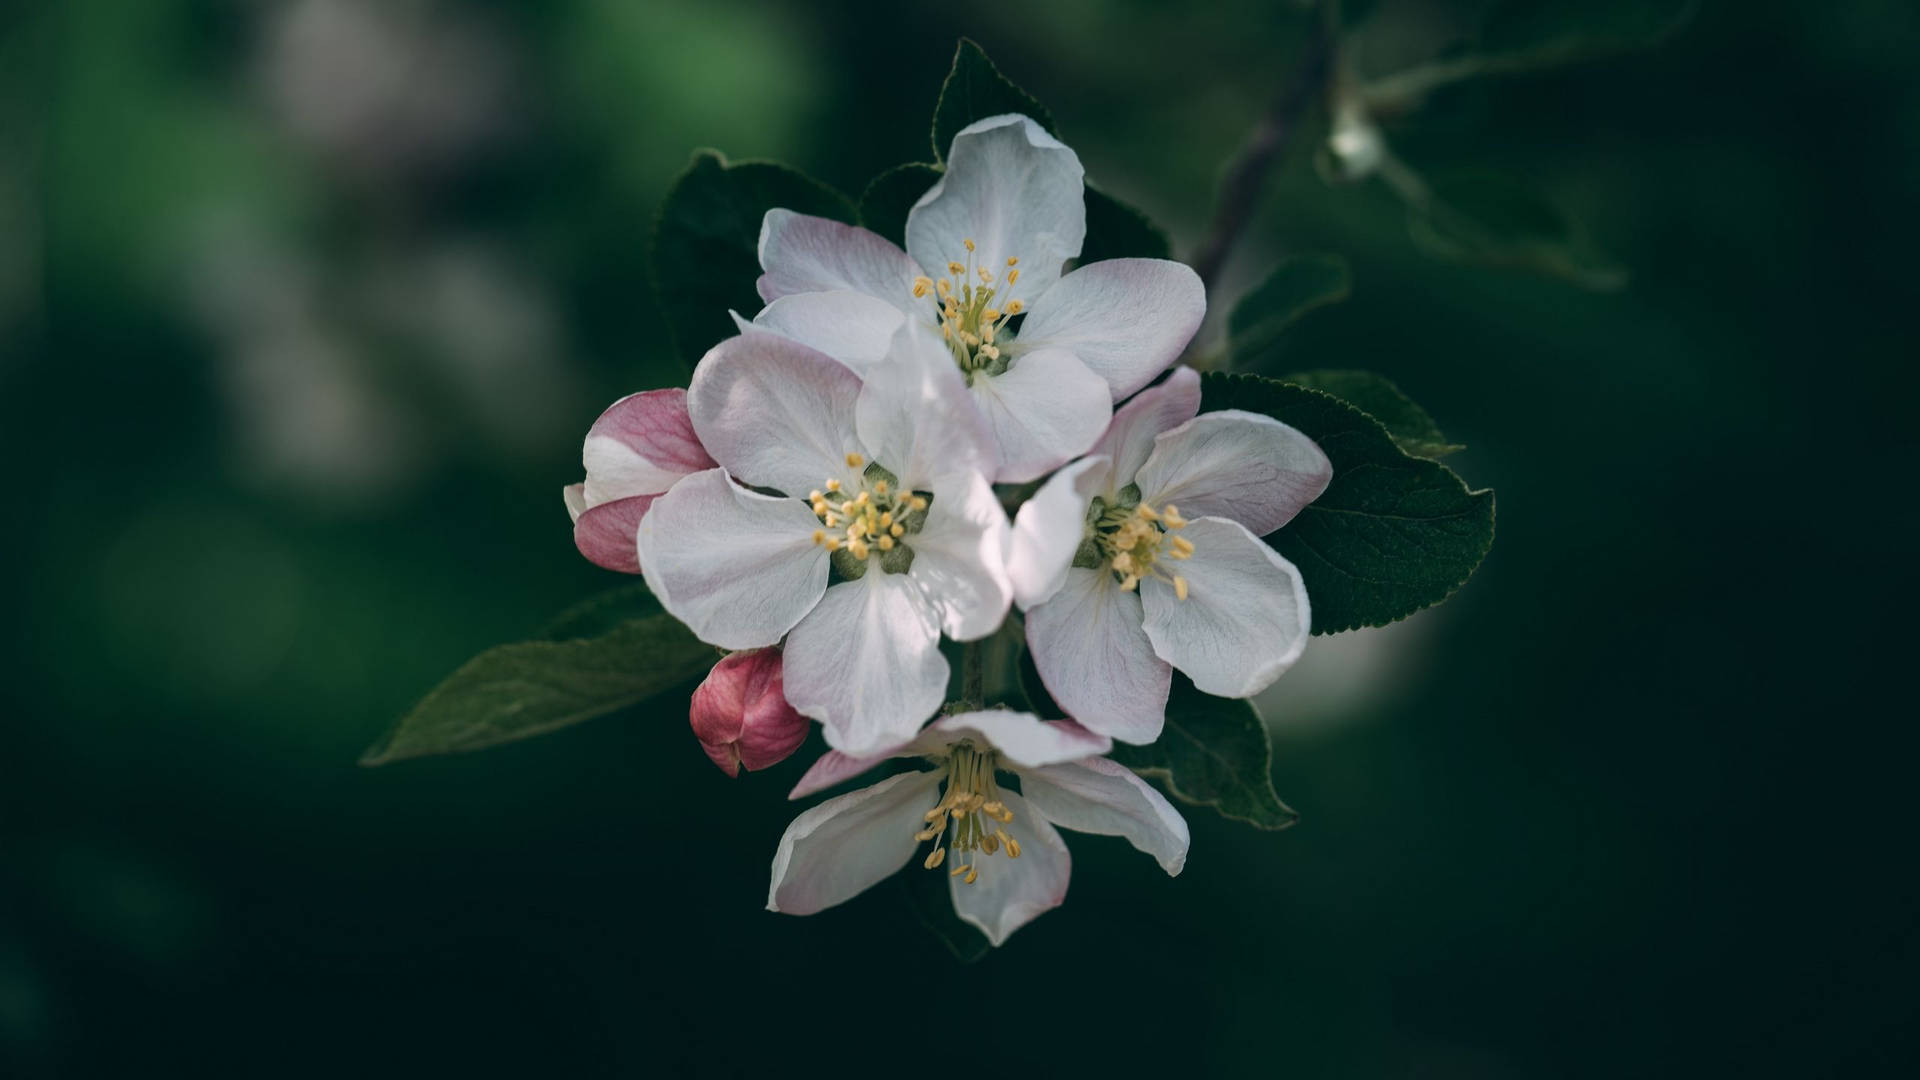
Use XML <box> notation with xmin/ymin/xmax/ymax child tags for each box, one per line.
<box><xmin>580</xmin><ymin>388</ymin><xmax>715</xmax><ymax>507</ymax></box>
<box><xmin>789</xmin><ymin>749</ymin><xmax>893</xmax><ymax>800</ymax></box>
<box><xmin>636</xmin><ymin>469</ymin><xmax>828</xmax><ymax>649</ymax></box>
<box><xmin>966</xmin><ymin>347</ymin><xmax>1112</xmax><ymax>484</ymax></box>
<box><xmin>1008</xmin><ymin>455</ymin><xmax>1105</xmax><ymax>610</ymax></box>
<box><xmin>906</xmin><ymin>114</ymin><xmax>1085</xmax><ymax>301</ymax></box>
<box><xmin>756</xmin><ymin>209</ymin><xmax>922</xmax><ymax>311</ymax></box>
<box><xmin>767</xmin><ymin>769</ymin><xmax>944</xmax><ymax>915</ymax></box>
<box><xmin>1019</xmin><ymin>757</ymin><xmax>1189</xmax><ymax>875</ymax></box>
<box><xmin>906</xmin><ymin>471</ymin><xmax>1012</xmax><ymax>641</ymax></box>
<box><xmin>1135</xmin><ymin>409</ymin><xmax>1333</xmax><ymax>535</ymax></box>
<box><xmin>854</xmin><ymin>324</ymin><xmax>998</xmax><ymax>488</ymax></box>
<box><xmin>1084</xmin><ymin>365</ymin><xmax>1201</xmax><ymax>494</ymax></box>
<box><xmin>732</xmin><ymin>290</ymin><xmax>905</xmax><ymax>373</ymax></box>
<box><xmin>948</xmin><ymin>789</ymin><xmax>1070</xmax><ymax>947</ymax></box>
<box><xmin>1139</xmin><ymin>516</ymin><xmax>1311</xmax><ymax>697</ymax></box>
<box><xmin>784</xmin><ymin>572</ymin><xmax>949</xmax><ymax>757</ymax></box>
<box><xmin>1025</xmin><ymin>567</ymin><xmax>1171</xmax><ymax>743</ymax></box>
<box><xmin>687</xmin><ymin>333</ymin><xmax>863</xmax><ymax>497</ymax></box>
<box><xmin>562</xmin><ymin>482</ymin><xmax>587</xmax><ymax>523</ymax></box>
<box><xmin>1016</xmin><ymin>259</ymin><xmax>1206</xmax><ymax>401</ymax></box>
<box><xmin>925</xmin><ymin>711</ymin><xmax>1111</xmax><ymax>770</ymax></box>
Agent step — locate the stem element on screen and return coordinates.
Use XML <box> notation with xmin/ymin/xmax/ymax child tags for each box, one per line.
<box><xmin>961</xmin><ymin>640</ymin><xmax>985</xmax><ymax>709</ymax></box>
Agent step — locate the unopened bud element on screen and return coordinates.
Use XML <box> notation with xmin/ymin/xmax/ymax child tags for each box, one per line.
<box><xmin>689</xmin><ymin>649</ymin><xmax>809</xmax><ymax>778</ymax></box>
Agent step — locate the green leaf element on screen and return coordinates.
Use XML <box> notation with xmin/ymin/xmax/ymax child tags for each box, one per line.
<box><xmin>931</xmin><ymin>39</ymin><xmax>1055</xmax><ymax>163</ymax></box>
<box><xmin>1408</xmin><ymin>171</ymin><xmax>1626</xmax><ymax>291</ymax></box>
<box><xmin>1080</xmin><ymin>184</ymin><xmax>1173</xmax><ymax>263</ymax></box>
<box><xmin>1279</xmin><ymin>369</ymin><xmax>1462</xmax><ymax>459</ymax></box>
<box><xmin>859</xmin><ymin>162</ymin><xmax>942</xmax><ymax>247</ymax></box>
<box><xmin>536</xmin><ymin>583</ymin><xmax>664</xmax><ymax>641</ymax></box>
<box><xmin>360</xmin><ymin>615</ymin><xmax>716</xmax><ymax>766</ymax></box>
<box><xmin>1200</xmin><ymin>372</ymin><xmax>1495</xmax><ymax>632</ymax></box>
<box><xmin>651</xmin><ymin>150</ymin><xmax>857</xmax><ymax>368</ymax></box>
<box><xmin>1227</xmin><ymin>255</ymin><xmax>1352</xmax><ymax>367</ymax></box>
<box><xmin>1109</xmin><ymin>675</ymin><xmax>1298</xmax><ymax>830</ymax></box>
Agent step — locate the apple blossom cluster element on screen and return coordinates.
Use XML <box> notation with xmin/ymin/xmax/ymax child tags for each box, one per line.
<box><xmin>564</xmin><ymin>115</ymin><xmax>1332</xmax><ymax>945</ymax></box>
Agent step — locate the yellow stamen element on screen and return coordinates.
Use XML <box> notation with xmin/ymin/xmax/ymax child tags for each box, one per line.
<box><xmin>1006</xmin><ymin>836</ymin><xmax>1021</xmax><ymax>858</ymax></box>
<box><xmin>1007</xmin><ymin>268</ymin><xmax>1020</xmax><ymax>285</ymax></box>
<box><xmin>825</xmin><ymin>479</ymin><xmax>840</xmax><ymax>493</ymax></box>
<box><xmin>1174</xmin><ymin>575</ymin><xmax>1189</xmax><ymax>601</ymax></box>
<box><xmin>878</xmin><ymin>535</ymin><xmax>895</xmax><ymax>551</ymax></box>
<box><xmin>811</xmin><ymin>529</ymin><xmax>825</xmax><ymax>545</ymax></box>
<box><xmin>963</xmin><ymin>238</ymin><xmax>975</xmax><ymax>252</ymax></box>
<box><xmin>845</xmin><ymin>452</ymin><xmax>864</xmax><ymax>468</ymax></box>
<box><xmin>1005</xmin><ymin>298</ymin><xmax>1023</xmax><ymax>314</ymax></box>
<box><xmin>963</xmin><ymin>866</ymin><xmax>979</xmax><ymax>885</ymax></box>
<box><xmin>1005</xmin><ymin>256</ymin><xmax>1018</xmax><ymax>267</ymax></box>
<box><xmin>950</xmin><ymin>864</ymin><xmax>970</xmax><ymax>878</ymax></box>
<box><xmin>909</xmin><ymin>496</ymin><xmax>928</xmax><ymax>511</ymax></box>
<box><xmin>912</xmin><ymin>275</ymin><xmax>933</xmax><ymax>298</ymax></box>
<box><xmin>924</xmin><ymin>848</ymin><xmax>946</xmax><ymax>869</ymax></box>
<box><xmin>873</xmin><ymin>480</ymin><xmax>889</xmax><ymax>496</ymax></box>
<box><xmin>948</xmin><ymin>261</ymin><xmax>965</xmax><ymax>275</ymax></box>
<box><xmin>889</xmin><ymin>523</ymin><xmax>904</xmax><ymax>537</ymax></box>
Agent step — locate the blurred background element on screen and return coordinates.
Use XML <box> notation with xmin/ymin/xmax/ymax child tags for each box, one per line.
<box><xmin>3</xmin><ymin>0</ymin><xmax>1914</xmax><ymax>1075</ymax></box>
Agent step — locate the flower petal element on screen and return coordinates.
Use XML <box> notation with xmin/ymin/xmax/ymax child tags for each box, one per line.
<box><xmin>966</xmin><ymin>347</ymin><xmax>1112</xmax><ymax>484</ymax></box>
<box><xmin>1019</xmin><ymin>757</ymin><xmax>1190</xmax><ymax>875</ymax></box>
<box><xmin>1025</xmin><ymin>567</ymin><xmax>1172</xmax><ymax>743</ymax></box>
<box><xmin>1017</xmin><ymin>259</ymin><xmax>1206</xmax><ymax>401</ymax></box>
<box><xmin>767</xmin><ymin>769</ymin><xmax>945</xmax><ymax>915</ymax></box>
<box><xmin>854</xmin><ymin>323</ymin><xmax>998</xmax><ymax>488</ymax></box>
<box><xmin>1139</xmin><ymin>516</ymin><xmax>1311</xmax><ymax>697</ymax></box>
<box><xmin>1008</xmin><ymin>455</ymin><xmax>1105</xmax><ymax>610</ymax></box>
<box><xmin>573</xmin><ymin>493</ymin><xmax>658</xmax><ymax>574</ymax></box>
<box><xmin>789</xmin><ymin>749</ymin><xmax>893</xmax><ymax>800</ymax></box>
<box><xmin>731</xmin><ymin>289</ymin><xmax>905</xmax><ymax>373</ymax></box>
<box><xmin>581</xmin><ymin>388</ymin><xmax>715</xmax><ymax>508</ymax></box>
<box><xmin>948</xmin><ymin>789</ymin><xmax>1070</xmax><ymax>947</ymax></box>
<box><xmin>636</xmin><ymin>469</ymin><xmax>829</xmax><ymax>649</ymax></box>
<box><xmin>1134</xmin><ymin>409</ymin><xmax>1333</xmax><ymax>535</ymax></box>
<box><xmin>906</xmin><ymin>471</ymin><xmax>1012</xmax><ymax>641</ymax></box>
<box><xmin>756</xmin><ymin>209</ymin><xmax>922</xmax><ymax>311</ymax></box>
<box><xmin>562</xmin><ymin>482</ymin><xmax>587</xmax><ymax>523</ymax></box>
<box><xmin>925</xmin><ymin>711</ymin><xmax>1112</xmax><ymax>770</ymax></box>
<box><xmin>687</xmin><ymin>333</ymin><xmax>863</xmax><ymax>497</ymax></box>
<box><xmin>783</xmin><ymin>572</ymin><xmax>948</xmax><ymax>757</ymax></box>
<box><xmin>906</xmin><ymin>114</ymin><xmax>1085</xmax><ymax>301</ymax></box>
<box><xmin>1084</xmin><ymin>365</ymin><xmax>1201</xmax><ymax>494</ymax></box>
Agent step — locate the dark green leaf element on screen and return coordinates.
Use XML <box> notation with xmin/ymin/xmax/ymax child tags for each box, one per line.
<box><xmin>859</xmin><ymin>162</ymin><xmax>942</xmax><ymax>247</ymax></box>
<box><xmin>1279</xmin><ymin>369</ymin><xmax>1462</xmax><ymax>459</ymax></box>
<box><xmin>1080</xmin><ymin>184</ymin><xmax>1172</xmax><ymax>263</ymax></box>
<box><xmin>1109</xmin><ymin>675</ymin><xmax>1298</xmax><ymax>830</ymax></box>
<box><xmin>536</xmin><ymin>583</ymin><xmax>664</xmax><ymax>641</ymax></box>
<box><xmin>360</xmin><ymin>615</ymin><xmax>716</xmax><ymax>766</ymax></box>
<box><xmin>1200</xmin><ymin>372</ymin><xmax>1495</xmax><ymax>632</ymax></box>
<box><xmin>1408</xmin><ymin>171</ymin><xmax>1625</xmax><ymax>291</ymax></box>
<box><xmin>651</xmin><ymin>150</ymin><xmax>857</xmax><ymax>368</ymax></box>
<box><xmin>895</xmin><ymin>864</ymin><xmax>991</xmax><ymax>963</ymax></box>
<box><xmin>1227</xmin><ymin>255</ymin><xmax>1352</xmax><ymax>366</ymax></box>
<box><xmin>931</xmin><ymin>39</ymin><xmax>1055</xmax><ymax>163</ymax></box>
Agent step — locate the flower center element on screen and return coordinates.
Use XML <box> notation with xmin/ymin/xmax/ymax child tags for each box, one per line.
<box><xmin>807</xmin><ymin>452</ymin><xmax>930</xmax><ymax>573</ymax></box>
<box><xmin>913</xmin><ymin>741</ymin><xmax>1019</xmax><ymax>885</ymax></box>
<box><xmin>911</xmin><ymin>237</ymin><xmax>1026</xmax><ymax>381</ymax></box>
<box><xmin>1092</xmin><ymin>497</ymin><xmax>1195</xmax><ymax>597</ymax></box>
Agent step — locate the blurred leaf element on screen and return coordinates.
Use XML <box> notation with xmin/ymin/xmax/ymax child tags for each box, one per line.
<box><xmin>895</xmin><ymin>864</ymin><xmax>991</xmax><ymax>963</ymax></box>
<box><xmin>1408</xmin><ymin>171</ymin><xmax>1626</xmax><ymax>291</ymax></box>
<box><xmin>1479</xmin><ymin>0</ymin><xmax>1696</xmax><ymax>66</ymax></box>
<box><xmin>1200</xmin><ymin>373</ymin><xmax>1495</xmax><ymax>632</ymax></box>
<box><xmin>652</xmin><ymin>150</ymin><xmax>857</xmax><ymax>368</ymax></box>
<box><xmin>1279</xmin><ymin>369</ymin><xmax>1463</xmax><ymax>459</ymax></box>
<box><xmin>537</xmin><ymin>583</ymin><xmax>664</xmax><ymax>641</ymax></box>
<box><xmin>859</xmin><ymin>162</ymin><xmax>942</xmax><ymax>247</ymax></box>
<box><xmin>361</xmin><ymin>616</ymin><xmax>716</xmax><ymax>766</ymax></box>
<box><xmin>1080</xmin><ymin>184</ymin><xmax>1173</xmax><ymax>263</ymax></box>
<box><xmin>931</xmin><ymin>39</ymin><xmax>1056</xmax><ymax>162</ymax></box>
<box><xmin>1228</xmin><ymin>255</ymin><xmax>1352</xmax><ymax>365</ymax></box>
<box><xmin>1109</xmin><ymin>675</ymin><xmax>1297</xmax><ymax>830</ymax></box>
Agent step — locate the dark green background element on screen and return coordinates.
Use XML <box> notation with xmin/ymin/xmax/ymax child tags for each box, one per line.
<box><xmin>3</xmin><ymin>0</ymin><xmax>1912</xmax><ymax>1075</ymax></box>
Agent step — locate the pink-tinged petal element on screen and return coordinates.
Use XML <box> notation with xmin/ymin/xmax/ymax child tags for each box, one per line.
<box><xmin>925</xmin><ymin>711</ymin><xmax>1112</xmax><ymax>770</ymax></box>
<box><xmin>1017</xmin><ymin>259</ymin><xmax>1206</xmax><ymax>402</ymax></box>
<box><xmin>581</xmin><ymin>389</ymin><xmax>715</xmax><ymax>507</ymax></box>
<box><xmin>1019</xmin><ymin>757</ymin><xmax>1190</xmax><ymax>875</ymax></box>
<box><xmin>689</xmin><ymin>649</ymin><xmax>809</xmax><ymax>777</ymax></box>
<box><xmin>783</xmin><ymin>573</ymin><xmax>948</xmax><ymax>757</ymax></box>
<box><xmin>1026</xmin><ymin>567</ymin><xmax>1171</xmax><ymax>744</ymax></box>
<box><xmin>789</xmin><ymin>749</ymin><xmax>893</xmax><ymax>800</ymax></box>
<box><xmin>731</xmin><ymin>289</ymin><xmax>905</xmax><ymax>373</ymax></box>
<box><xmin>947</xmin><ymin>788</ymin><xmax>1070</xmax><ymax>947</ymax></box>
<box><xmin>767</xmin><ymin>769</ymin><xmax>945</xmax><ymax>916</ymax></box>
<box><xmin>1086</xmin><ymin>365</ymin><xmax>1201</xmax><ymax>493</ymax></box>
<box><xmin>636</xmin><ymin>470</ymin><xmax>829</xmax><ymax>650</ymax></box>
<box><xmin>572</xmin><ymin>493</ymin><xmax>658</xmax><ymax>574</ymax></box>
<box><xmin>687</xmin><ymin>334</ymin><xmax>864</xmax><ymax>497</ymax></box>
<box><xmin>1139</xmin><ymin>516</ymin><xmax>1310</xmax><ymax>697</ymax></box>
<box><xmin>1008</xmin><ymin>455</ymin><xmax>1105</xmax><ymax>610</ymax></box>
<box><xmin>906</xmin><ymin>471</ymin><xmax>1012</xmax><ymax>642</ymax></box>
<box><xmin>562</xmin><ymin>483</ymin><xmax>587</xmax><ymax>523</ymax></box>
<box><xmin>966</xmin><ymin>347</ymin><xmax>1112</xmax><ymax>484</ymax></box>
<box><xmin>907</xmin><ymin>115</ymin><xmax>1086</xmax><ymax>302</ymax></box>
<box><xmin>1134</xmin><ymin>409</ymin><xmax>1333</xmax><ymax>535</ymax></box>
<box><xmin>757</xmin><ymin>209</ymin><xmax>923</xmax><ymax>311</ymax></box>
<box><xmin>855</xmin><ymin>323</ymin><xmax>999</xmax><ymax>489</ymax></box>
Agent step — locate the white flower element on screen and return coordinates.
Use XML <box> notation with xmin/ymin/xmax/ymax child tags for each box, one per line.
<box><xmin>637</xmin><ymin>331</ymin><xmax>1012</xmax><ymax>756</ymax></box>
<box><xmin>738</xmin><ymin>114</ymin><xmax>1207</xmax><ymax>483</ymax></box>
<box><xmin>768</xmin><ymin>709</ymin><xmax>1189</xmax><ymax>946</ymax></box>
<box><xmin>562</xmin><ymin>388</ymin><xmax>715</xmax><ymax>573</ymax></box>
<box><xmin>1009</xmin><ymin>366</ymin><xmax>1333</xmax><ymax>743</ymax></box>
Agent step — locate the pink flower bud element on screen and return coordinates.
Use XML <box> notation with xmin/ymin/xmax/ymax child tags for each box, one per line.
<box><xmin>689</xmin><ymin>649</ymin><xmax>809</xmax><ymax>777</ymax></box>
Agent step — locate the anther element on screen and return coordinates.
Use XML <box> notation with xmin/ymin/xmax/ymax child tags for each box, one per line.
<box><xmin>909</xmin><ymin>496</ymin><xmax>928</xmax><ymax>511</ymax></box>
<box><xmin>950</xmin><ymin>864</ymin><xmax>970</xmax><ymax>878</ymax></box>
<box><xmin>825</xmin><ymin>479</ymin><xmax>841</xmax><ymax>493</ymax></box>
<box><xmin>1005</xmin><ymin>298</ymin><xmax>1023</xmax><ymax>314</ymax></box>
<box><xmin>878</xmin><ymin>536</ymin><xmax>895</xmax><ymax>551</ymax></box>
<box><xmin>1171</xmin><ymin>535</ymin><xmax>1195</xmax><ymax>555</ymax></box>
<box><xmin>889</xmin><ymin>523</ymin><xmax>904</xmax><ymax>537</ymax></box>
<box><xmin>845</xmin><ymin>452</ymin><xmax>864</xmax><ymax>468</ymax></box>
<box><xmin>925</xmin><ymin>847</ymin><xmax>946</xmax><ymax>870</ymax></box>
<box><xmin>963</xmin><ymin>238</ymin><xmax>975</xmax><ymax>252</ymax></box>
<box><xmin>1174</xmin><ymin>575</ymin><xmax>1190</xmax><ymax>601</ymax></box>
<box><xmin>1006</xmin><ymin>256</ymin><xmax>1018</xmax><ymax>267</ymax></box>
<box><xmin>1007</xmin><ymin>268</ymin><xmax>1020</xmax><ymax>285</ymax></box>
<box><xmin>874</xmin><ymin>480</ymin><xmax>889</xmax><ymax>496</ymax></box>
<box><xmin>811</xmin><ymin>529</ymin><xmax>825</xmax><ymax>545</ymax></box>
<box><xmin>912</xmin><ymin>275</ymin><xmax>933</xmax><ymax>298</ymax></box>
<box><xmin>848</xmin><ymin>539</ymin><xmax>870</xmax><ymax>559</ymax></box>
<box><xmin>948</xmin><ymin>261</ymin><xmax>965</xmax><ymax>275</ymax></box>
<box><xmin>1006</xmin><ymin>836</ymin><xmax>1022</xmax><ymax>858</ymax></box>
<box><xmin>964</xmin><ymin>866</ymin><xmax>978</xmax><ymax>885</ymax></box>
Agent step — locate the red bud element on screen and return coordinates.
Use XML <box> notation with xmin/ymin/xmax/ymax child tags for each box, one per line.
<box><xmin>689</xmin><ymin>648</ymin><xmax>809</xmax><ymax>777</ymax></box>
